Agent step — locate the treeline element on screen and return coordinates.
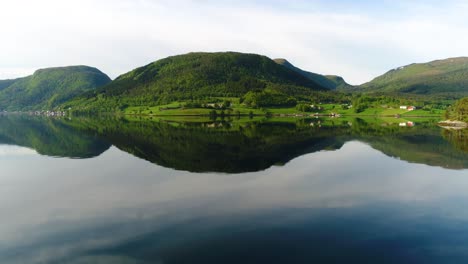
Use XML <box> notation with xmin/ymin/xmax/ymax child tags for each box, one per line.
<box><xmin>351</xmin><ymin>94</ymin><xmax>450</xmax><ymax>113</ymax></box>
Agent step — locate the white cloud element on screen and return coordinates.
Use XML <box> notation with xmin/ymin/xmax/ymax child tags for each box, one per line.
<box><xmin>1</xmin><ymin>0</ymin><xmax>468</xmax><ymax>84</ymax></box>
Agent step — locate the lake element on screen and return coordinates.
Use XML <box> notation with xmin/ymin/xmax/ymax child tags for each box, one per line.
<box><xmin>0</xmin><ymin>115</ymin><xmax>466</xmax><ymax>263</ymax></box>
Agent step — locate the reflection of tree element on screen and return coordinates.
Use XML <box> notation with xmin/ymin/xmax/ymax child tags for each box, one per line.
<box><xmin>442</xmin><ymin>128</ymin><xmax>468</xmax><ymax>152</ymax></box>
<box><xmin>347</xmin><ymin>119</ymin><xmax>468</xmax><ymax>170</ymax></box>
<box><xmin>76</xmin><ymin>118</ymin><xmax>348</xmax><ymax>173</ymax></box>
<box><xmin>0</xmin><ymin>115</ymin><xmax>110</xmax><ymax>158</ymax></box>
<box><xmin>1</xmin><ymin>115</ymin><xmax>466</xmax><ymax>172</ymax></box>
<box><xmin>73</xmin><ymin>117</ymin><xmax>467</xmax><ymax>172</ymax></box>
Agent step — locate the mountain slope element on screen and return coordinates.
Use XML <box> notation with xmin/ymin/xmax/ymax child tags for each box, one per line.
<box><xmin>325</xmin><ymin>75</ymin><xmax>352</xmax><ymax>90</ymax></box>
<box><xmin>64</xmin><ymin>52</ymin><xmax>328</xmax><ymax>111</ymax></box>
<box><xmin>0</xmin><ymin>66</ymin><xmax>111</xmax><ymax>111</ymax></box>
<box><xmin>360</xmin><ymin>57</ymin><xmax>468</xmax><ymax>97</ymax></box>
<box><xmin>274</xmin><ymin>58</ymin><xmax>352</xmax><ymax>90</ymax></box>
<box><xmin>0</xmin><ymin>79</ymin><xmax>17</xmax><ymax>91</ymax></box>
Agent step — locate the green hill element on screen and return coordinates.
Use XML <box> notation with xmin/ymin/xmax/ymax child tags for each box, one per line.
<box><xmin>274</xmin><ymin>58</ymin><xmax>352</xmax><ymax>90</ymax></box>
<box><xmin>359</xmin><ymin>57</ymin><xmax>468</xmax><ymax>98</ymax></box>
<box><xmin>0</xmin><ymin>66</ymin><xmax>111</xmax><ymax>111</ymax></box>
<box><xmin>63</xmin><ymin>52</ymin><xmax>329</xmax><ymax>112</ymax></box>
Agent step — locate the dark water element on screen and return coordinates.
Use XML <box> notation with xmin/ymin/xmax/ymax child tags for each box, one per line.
<box><xmin>0</xmin><ymin>115</ymin><xmax>466</xmax><ymax>263</ymax></box>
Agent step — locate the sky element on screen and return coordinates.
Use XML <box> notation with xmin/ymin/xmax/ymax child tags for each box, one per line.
<box><xmin>1</xmin><ymin>0</ymin><xmax>468</xmax><ymax>84</ymax></box>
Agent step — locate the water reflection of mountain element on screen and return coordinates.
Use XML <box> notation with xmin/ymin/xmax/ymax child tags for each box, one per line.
<box><xmin>73</xmin><ymin>117</ymin><xmax>467</xmax><ymax>172</ymax></box>
<box><xmin>0</xmin><ymin>115</ymin><xmax>110</xmax><ymax>158</ymax></box>
<box><xmin>75</xmin><ymin>118</ymin><xmax>347</xmax><ymax>173</ymax></box>
<box><xmin>349</xmin><ymin>118</ymin><xmax>468</xmax><ymax>170</ymax></box>
<box><xmin>442</xmin><ymin>128</ymin><xmax>467</xmax><ymax>152</ymax></box>
<box><xmin>1</xmin><ymin>116</ymin><xmax>466</xmax><ymax>172</ymax></box>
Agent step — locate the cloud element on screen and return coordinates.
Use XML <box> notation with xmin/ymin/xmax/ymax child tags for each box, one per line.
<box><xmin>0</xmin><ymin>0</ymin><xmax>467</xmax><ymax>84</ymax></box>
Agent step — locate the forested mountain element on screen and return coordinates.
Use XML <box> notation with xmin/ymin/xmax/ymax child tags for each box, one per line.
<box><xmin>0</xmin><ymin>66</ymin><xmax>111</xmax><ymax>111</ymax></box>
<box><xmin>63</xmin><ymin>52</ymin><xmax>329</xmax><ymax>112</ymax></box>
<box><xmin>359</xmin><ymin>57</ymin><xmax>468</xmax><ymax>98</ymax></box>
<box><xmin>274</xmin><ymin>58</ymin><xmax>352</xmax><ymax>90</ymax></box>
<box><xmin>1</xmin><ymin>53</ymin><xmax>467</xmax><ymax>113</ymax></box>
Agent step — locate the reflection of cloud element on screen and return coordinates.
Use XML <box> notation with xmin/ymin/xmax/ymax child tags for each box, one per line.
<box><xmin>0</xmin><ymin>142</ymin><xmax>467</xmax><ymax>263</ymax></box>
<box><xmin>0</xmin><ymin>145</ymin><xmax>36</xmax><ymax>156</ymax></box>
<box><xmin>67</xmin><ymin>255</ymin><xmax>151</xmax><ymax>264</ymax></box>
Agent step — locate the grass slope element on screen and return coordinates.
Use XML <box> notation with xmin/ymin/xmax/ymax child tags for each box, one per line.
<box><xmin>63</xmin><ymin>52</ymin><xmax>329</xmax><ymax>112</ymax></box>
<box><xmin>0</xmin><ymin>66</ymin><xmax>111</xmax><ymax>111</ymax></box>
<box><xmin>360</xmin><ymin>57</ymin><xmax>468</xmax><ymax>98</ymax></box>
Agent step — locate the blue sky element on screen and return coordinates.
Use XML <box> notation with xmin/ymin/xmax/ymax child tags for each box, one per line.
<box><xmin>1</xmin><ymin>0</ymin><xmax>468</xmax><ymax>84</ymax></box>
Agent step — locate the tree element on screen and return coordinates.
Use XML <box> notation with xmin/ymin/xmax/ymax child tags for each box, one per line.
<box><xmin>446</xmin><ymin>97</ymin><xmax>468</xmax><ymax>121</ymax></box>
<box><xmin>296</xmin><ymin>104</ymin><xmax>312</xmax><ymax>112</ymax></box>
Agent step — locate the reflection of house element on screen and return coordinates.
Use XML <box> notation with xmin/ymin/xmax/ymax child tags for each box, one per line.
<box><xmin>399</xmin><ymin>121</ymin><xmax>415</xmax><ymax>127</ymax></box>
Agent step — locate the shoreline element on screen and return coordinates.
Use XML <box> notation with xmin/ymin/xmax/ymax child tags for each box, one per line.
<box><xmin>438</xmin><ymin>120</ymin><xmax>468</xmax><ymax>128</ymax></box>
<box><xmin>123</xmin><ymin>113</ymin><xmax>443</xmax><ymax>118</ymax></box>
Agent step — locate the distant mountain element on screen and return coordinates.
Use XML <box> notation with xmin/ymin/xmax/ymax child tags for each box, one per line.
<box><xmin>0</xmin><ymin>66</ymin><xmax>111</xmax><ymax>111</ymax></box>
<box><xmin>274</xmin><ymin>58</ymin><xmax>352</xmax><ymax>90</ymax></box>
<box><xmin>359</xmin><ymin>57</ymin><xmax>468</xmax><ymax>97</ymax></box>
<box><xmin>63</xmin><ymin>52</ymin><xmax>329</xmax><ymax>111</ymax></box>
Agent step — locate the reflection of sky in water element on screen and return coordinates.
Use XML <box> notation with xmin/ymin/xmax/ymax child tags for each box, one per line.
<box><xmin>0</xmin><ymin>142</ymin><xmax>467</xmax><ymax>263</ymax></box>
<box><xmin>0</xmin><ymin>145</ymin><xmax>36</xmax><ymax>157</ymax></box>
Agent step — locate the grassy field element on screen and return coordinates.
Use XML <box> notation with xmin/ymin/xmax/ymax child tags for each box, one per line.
<box><xmin>122</xmin><ymin>100</ymin><xmax>445</xmax><ymax>119</ymax></box>
<box><xmin>401</xmin><ymin>109</ymin><xmax>445</xmax><ymax>116</ymax></box>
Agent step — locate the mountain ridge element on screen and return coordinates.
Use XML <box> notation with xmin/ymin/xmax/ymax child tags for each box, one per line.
<box><xmin>63</xmin><ymin>52</ymin><xmax>330</xmax><ymax>111</ymax></box>
<box><xmin>273</xmin><ymin>58</ymin><xmax>352</xmax><ymax>90</ymax></box>
<box><xmin>358</xmin><ymin>57</ymin><xmax>468</xmax><ymax>97</ymax></box>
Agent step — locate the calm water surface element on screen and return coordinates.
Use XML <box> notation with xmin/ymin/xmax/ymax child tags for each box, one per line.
<box><xmin>0</xmin><ymin>115</ymin><xmax>466</xmax><ymax>263</ymax></box>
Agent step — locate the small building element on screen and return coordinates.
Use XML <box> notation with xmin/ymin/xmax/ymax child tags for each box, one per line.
<box><xmin>400</xmin><ymin>105</ymin><xmax>416</xmax><ymax>111</ymax></box>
